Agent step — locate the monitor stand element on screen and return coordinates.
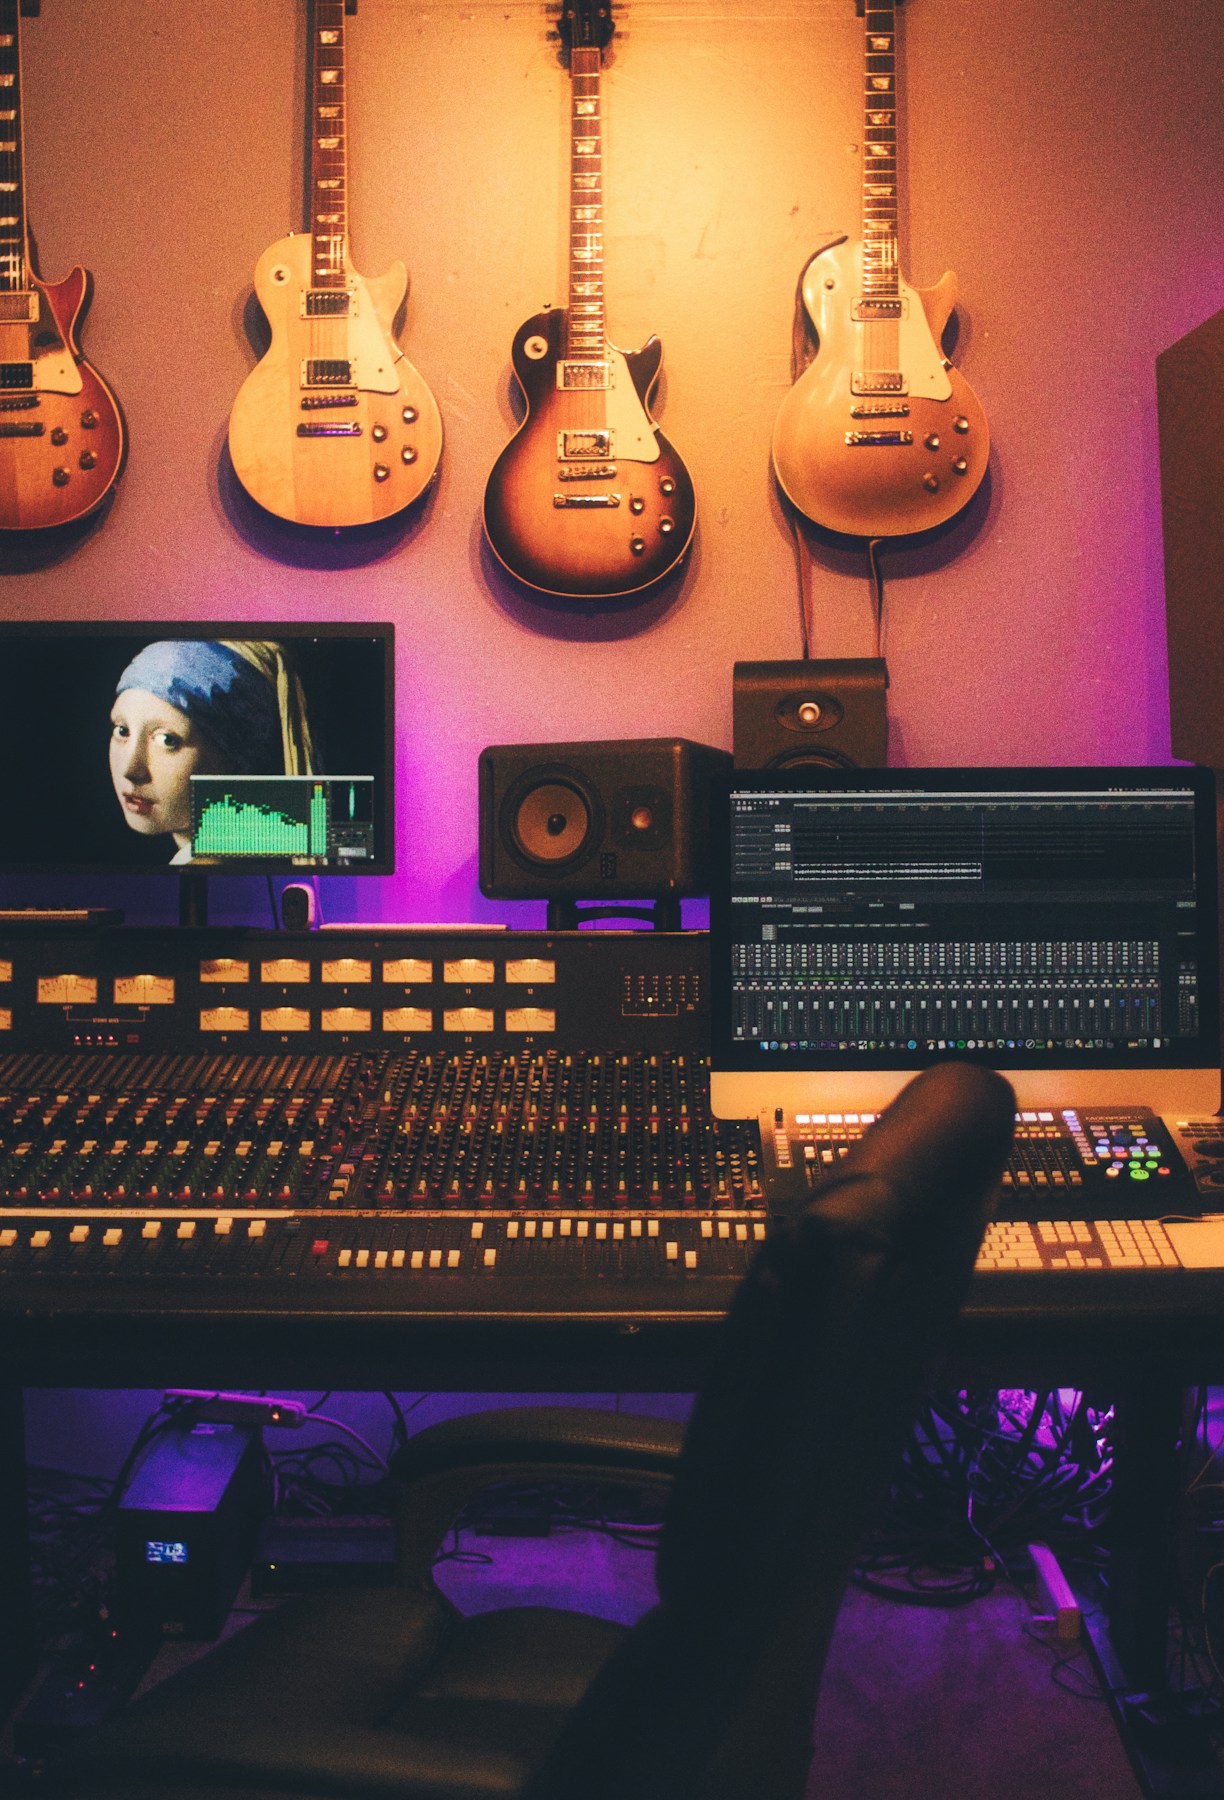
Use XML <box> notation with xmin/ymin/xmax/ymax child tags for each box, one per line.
<box><xmin>178</xmin><ymin>870</ymin><xmax>208</xmax><ymax>927</ymax></box>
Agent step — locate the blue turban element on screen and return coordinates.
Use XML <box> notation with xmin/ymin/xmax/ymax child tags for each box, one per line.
<box><xmin>116</xmin><ymin>641</ymin><xmax>282</xmax><ymax>775</ymax></box>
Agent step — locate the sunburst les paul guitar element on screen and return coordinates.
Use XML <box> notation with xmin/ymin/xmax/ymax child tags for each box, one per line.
<box><xmin>0</xmin><ymin>0</ymin><xmax>125</xmax><ymax>532</ymax></box>
<box><xmin>482</xmin><ymin>0</ymin><xmax>694</xmax><ymax>601</ymax></box>
<box><xmin>228</xmin><ymin>0</ymin><xmax>441</xmax><ymax>529</ymax></box>
<box><xmin>772</xmin><ymin>0</ymin><xmax>988</xmax><ymax>539</ymax></box>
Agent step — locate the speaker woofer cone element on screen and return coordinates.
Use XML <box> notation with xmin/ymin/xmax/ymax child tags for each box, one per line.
<box><xmin>502</xmin><ymin>774</ymin><xmax>598</xmax><ymax>869</ymax></box>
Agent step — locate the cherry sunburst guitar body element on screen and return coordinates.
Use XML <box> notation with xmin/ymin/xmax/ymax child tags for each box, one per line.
<box><xmin>483</xmin><ymin>304</ymin><xmax>694</xmax><ymax>599</ymax></box>
<box><xmin>226</xmin><ymin>0</ymin><xmax>441</xmax><ymax>530</ymax></box>
<box><xmin>0</xmin><ymin>0</ymin><xmax>125</xmax><ymax>533</ymax></box>
<box><xmin>772</xmin><ymin>0</ymin><xmax>988</xmax><ymax>539</ymax></box>
<box><xmin>771</xmin><ymin>235</ymin><xmax>988</xmax><ymax>538</ymax></box>
<box><xmin>0</xmin><ymin>264</ymin><xmax>125</xmax><ymax>531</ymax></box>
<box><xmin>227</xmin><ymin>231</ymin><xmax>442</xmax><ymax>529</ymax></box>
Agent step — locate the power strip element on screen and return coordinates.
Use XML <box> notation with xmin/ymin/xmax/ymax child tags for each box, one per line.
<box><xmin>163</xmin><ymin>1390</ymin><xmax>307</xmax><ymax>1428</ymax></box>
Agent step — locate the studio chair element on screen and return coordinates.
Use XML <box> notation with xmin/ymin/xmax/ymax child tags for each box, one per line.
<box><xmin>43</xmin><ymin>1062</ymin><xmax>1014</xmax><ymax>1800</ymax></box>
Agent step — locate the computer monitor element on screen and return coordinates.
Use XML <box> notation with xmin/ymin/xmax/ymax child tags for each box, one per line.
<box><xmin>708</xmin><ymin>767</ymin><xmax>1220</xmax><ymax>1118</ymax></box>
<box><xmin>0</xmin><ymin>623</ymin><xmax>394</xmax><ymax>876</ymax></box>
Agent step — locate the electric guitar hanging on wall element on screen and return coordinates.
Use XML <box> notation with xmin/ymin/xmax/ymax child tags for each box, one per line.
<box><xmin>228</xmin><ymin>0</ymin><xmax>442</xmax><ymax>529</ymax></box>
<box><xmin>0</xmin><ymin>0</ymin><xmax>125</xmax><ymax>532</ymax></box>
<box><xmin>771</xmin><ymin>0</ymin><xmax>988</xmax><ymax>538</ymax></box>
<box><xmin>482</xmin><ymin>0</ymin><xmax>695</xmax><ymax>601</ymax></box>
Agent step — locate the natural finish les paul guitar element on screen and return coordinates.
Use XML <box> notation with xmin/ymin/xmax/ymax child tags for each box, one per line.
<box><xmin>772</xmin><ymin>0</ymin><xmax>988</xmax><ymax>538</ymax></box>
<box><xmin>228</xmin><ymin>0</ymin><xmax>441</xmax><ymax>529</ymax></box>
<box><xmin>0</xmin><ymin>0</ymin><xmax>125</xmax><ymax>532</ymax></box>
<box><xmin>482</xmin><ymin>0</ymin><xmax>695</xmax><ymax>601</ymax></box>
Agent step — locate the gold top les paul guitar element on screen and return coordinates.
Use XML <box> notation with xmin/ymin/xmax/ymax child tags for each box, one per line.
<box><xmin>228</xmin><ymin>0</ymin><xmax>441</xmax><ymax>529</ymax></box>
<box><xmin>772</xmin><ymin>0</ymin><xmax>988</xmax><ymax>539</ymax></box>
<box><xmin>482</xmin><ymin>0</ymin><xmax>695</xmax><ymax>601</ymax></box>
<box><xmin>0</xmin><ymin>0</ymin><xmax>125</xmax><ymax>532</ymax></box>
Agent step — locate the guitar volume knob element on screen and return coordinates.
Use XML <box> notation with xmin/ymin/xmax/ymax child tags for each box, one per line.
<box><xmin>659</xmin><ymin>517</ymin><xmax>675</xmax><ymax>534</ymax></box>
<box><xmin>80</xmin><ymin>410</ymin><xmax>98</xmax><ymax>429</ymax></box>
<box><xmin>953</xmin><ymin>416</ymin><xmax>970</xmax><ymax>434</ymax></box>
<box><xmin>52</xmin><ymin>467</ymin><xmax>70</xmax><ymax>486</ymax></box>
<box><xmin>373</xmin><ymin>463</ymin><xmax>390</xmax><ymax>483</ymax></box>
<box><xmin>401</xmin><ymin>446</ymin><xmax>417</xmax><ymax>465</ymax></box>
<box><xmin>629</xmin><ymin>497</ymin><xmax>645</xmax><ymax>515</ymax></box>
<box><xmin>922</xmin><ymin>473</ymin><xmax>940</xmax><ymax>492</ymax></box>
<box><xmin>371</xmin><ymin>424</ymin><xmax>388</xmax><ymax>443</ymax></box>
<box><xmin>79</xmin><ymin>450</ymin><xmax>97</xmax><ymax>470</ymax></box>
<box><xmin>50</xmin><ymin>427</ymin><xmax>68</xmax><ymax>446</ymax></box>
<box><xmin>659</xmin><ymin>477</ymin><xmax>676</xmax><ymax>496</ymax></box>
<box><xmin>630</xmin><ymin>537</ymin><xmax>646</xmax><ymax>556</ymax></box>
<box><xmin>401</xmin><ymin>405</ymin><xmax>418</xmax><ymax>424</ymax></box>
<box><xmin>924</xmin><ymin>433</ymin><xmax>940</xmax><ymax>450</ymax></box>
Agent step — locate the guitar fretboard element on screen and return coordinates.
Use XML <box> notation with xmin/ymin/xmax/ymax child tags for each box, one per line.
<box><xmin>861</xmin><ymin>2</ymin><xmax>899</xmax><ymax>298</ymax></box>
<box><xmin>310</xmin><ymin>0</ymin><xmax>349</xmax><ymax>290</ymax></box>
<box><xmin>567</xmin><ymin>45</ymin><xmax>606</xmax><ymax>362</ymax></box>
<box><xmin>0</xmin><ymin>0</ymin><xmax>28</xmax><ymax>302</ymax></box>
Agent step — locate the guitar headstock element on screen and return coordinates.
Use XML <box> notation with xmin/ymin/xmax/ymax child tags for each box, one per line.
<box><xmin>558</xmin><ymin>0</ymin><xmax>614</xmax><ymax>56</ymax></box>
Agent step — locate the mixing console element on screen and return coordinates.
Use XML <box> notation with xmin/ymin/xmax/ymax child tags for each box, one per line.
<box><xmin>0</xmin><ymin>1047</ymin><xmax>762</xmax><ymax>1212</ymax></box>
<box><xmin>1</xmin><ymin>926</ymin><xmax>1223</xmax><ymax>1328</ymax></box>
<box><xmin>760</xmin><ymin>1103</ymin><xmax>1212</xmax><ymax>1218</ymax></box>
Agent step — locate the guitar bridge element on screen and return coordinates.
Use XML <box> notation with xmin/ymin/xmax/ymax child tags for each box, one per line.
<box><xmin>0</xmin><ymin>420</ymin><xmax>44</xmax><ymax>437</ymax></box>
<box><xmin>851</xmin><ymin>401</ymin><xmax>910</xmax><ymax>419</ymax></box>
<box><xmin>553</xmin><ymin>493</ymin><xmax>621</xmax><ymax>508</ymax></box>
<box><xmin>0</xmin><ymin>394</ymin><xmax>39</xmax><ymax>412</ymax></box>
<box><xmin>297</xmin><ymin>423</ymin><xmax>363</xmax><ymax>438</ymax></box>
<box><xmin>302</xmin><ymin>359</ymin><xmax>354</xmax><ymax>387</ymax></box>
<box><xmin>845</xmin><ymin>430</ymin><xmax>914</xmax><ymax>446</ymax></box>
<box><xmin>558</xmin><ymin>463</ymin><xmax>617</xmax><ymax>480</ymax></box>
<box><xmin>301</xmin><ymin>393</ymin><xmax>359</xmax><ymax>411</ymax></box>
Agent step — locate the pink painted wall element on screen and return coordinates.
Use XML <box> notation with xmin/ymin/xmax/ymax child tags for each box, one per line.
<box><xmin>2</xmin><ymin>0</ymin><xmax>1223</xmax><ymax>927</ymax></box>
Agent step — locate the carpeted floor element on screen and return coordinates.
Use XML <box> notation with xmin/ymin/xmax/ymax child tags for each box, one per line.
<box><xmin>436</xmin><ymin>1527</ymin><xmax>1144</xmax><ymax>1799</ymax></box>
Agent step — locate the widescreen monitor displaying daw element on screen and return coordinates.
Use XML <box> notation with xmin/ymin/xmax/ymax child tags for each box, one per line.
<box><xmin>710</xmin><ymin>767</ymin><xmax>1220</xmax><ymax>1077</ymax></box>
<box><xmin>0</xmin><ymin>623</ymin><xmax>394</xmax><ymax>875</ymax></box>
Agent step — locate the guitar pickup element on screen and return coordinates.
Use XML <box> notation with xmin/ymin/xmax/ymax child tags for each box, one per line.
<box><xmin>302</xmin><ymin>359</ymin><xmax>354</xmax><ymax>386</ymax></box>
<box><xmin>852</xmin><ymin>372</ymin><xmax>907</xmax><ymax>395</ymax></box>
<box><xmin>844</xmin><ymin>430</ymin><xmax>914</xmax><ymax>446</ymax></box>
<box><xmin>558</xmin><ymin>361</ymin><xmax>610</xmax><ymax>391</ymax></box>
<box><xmin>553</xmin><ymin>493</ymin><xmax>621</xmax><ymax>508</ymax></box>
<box><xmin>0</xmin><ymin>293</ymin><xmax>37</xmax><ymax>324</ymax></box>
<box><xmin>851</xmin><ymin>402</ymin><xmax>909</xmax><ymax>419</ymax></box>
<box><xmin>559</xmin><ymin>429</ymin><xmax>612</xmax><ymax>458</ymax></box>
<box><xmin>0</xmin><ymin>362</ymin><xmax>33</xmax><ymax>391</ymax></box>
<box><xmin>297</xmin><ymin>423</ymin><xmax>363</xmax><ymax>438</ymax></box>
<box><xmin>558</xmin><ymin>462</ymin><xmax>617</xmax><ymax>480</ymax></box>
<box><xmin>302</xmin><ymin>290</ymin><xmax>355</xmax><ymax>318</ymax></box>
<box><xmin>852</xmin><ymin>298</ymin><xmax>906</xmax><ymax>321</ymax></box>
<box><xmin>301</xmin><ymin>393</ymin><xmax>359</xmax><ymax>410</ymax></box>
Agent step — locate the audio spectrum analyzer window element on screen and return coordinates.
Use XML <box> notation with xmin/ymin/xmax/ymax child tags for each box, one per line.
<box><xmin>726</xmin><ymin>779</ymin><xmax>1207</xmax><ymax>1066</ymax></box>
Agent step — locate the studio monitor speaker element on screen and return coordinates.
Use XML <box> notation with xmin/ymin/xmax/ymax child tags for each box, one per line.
<box><xmin>479</xmin><ymin>738</ymin><xmax>732</xmax><ymax>900</ymax></box>
<box><xmin>732</xmin><ymin>658</ymin><xmax>888</xmax><ymax>769</ymax></box>
<box><xmin>1158</xmin><ymin>307</ymin><xmax>1224</xmax><ymax>765</ymax></box>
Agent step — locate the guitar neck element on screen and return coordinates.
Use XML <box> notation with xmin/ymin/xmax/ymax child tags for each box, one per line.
<box><xmin>861</xmin><ymin>0</ymin><xmax>900</xmax><ymax>301</ymax></box>
<box><xmin>566</xmin><ymin>44</ymin><xmax>606</xmax><ymax>362</ymax></box>
<box><xmin>309</xmin><ymin>0</ymin><xmax>350</xmax><ymax>289</ymax></box>
<box><xmin>0</xmin><ymin>0</ymin><xmax>29</xmax><ymax>304</ymax></box>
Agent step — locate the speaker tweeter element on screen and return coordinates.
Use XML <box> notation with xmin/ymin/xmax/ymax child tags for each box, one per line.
<box><xmin>732</xmin><ymin>658</ymin><xmax>888</xmax><ymax>769</ymax></box>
